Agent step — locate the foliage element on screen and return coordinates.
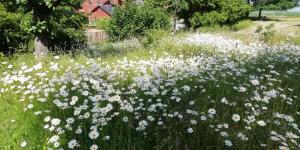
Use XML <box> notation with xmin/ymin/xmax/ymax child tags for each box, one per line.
<box><xmin>94</xmin><ymin>18</ymin><xmax>111</xmax><ymax>30</ymax></box>
<box><xmin>255</xmin><ymin>24</ymin><xmax>276</xmax><ymax>43</ymax></box>
<box><xmin>291</xmin><ymin>36</ymin><xmax>300</xmax><ymax>45</ymax></box>
<box><xmin>78</xmin><ymin>38</ymin><xmax>142</xmax><ymax>58</ymax></box>
<box><xmin>250</xmin><ymin>10</ymin><xmax>300</xmax><ymax>17</ymax></box>
<box><xmin>1</xmin><ymin>0</ymin><xmax>88</xmax><ymax>53</ymax></box>
<box><xmin>191</xmin><ymin>11</ymin><xmax>227</xmax><ymax>27</ymax></box>
<box><xmin>146</xmin><ymin>0</ymin><xmax>251</xmax><ymax>28</ymax></box>
<box><xmin>175</xmin><ymin>0</ymin><xmax>252</xmax><ymax>28</ymax></box>
<box><xmin>140</xmin><ymin>29</ymin><xmax>171</xmax><ymax>47</ymax></box>
<box><xmin>0</xmin><ymin>4</ymin><xmax>32</xmax><ymax>55</ymax></box>
<box><xmin>252</xmin><ymin>0</ymin><xmax>298</xmax><ymax>18</ymax></box>
<box><xmin>197</xmin><ymin>25</ymin><xmax>230</xmax><ymax>33</ymax></box>
<box><xmin>197</xmin><ymin>19</ymin><xmax>253</xmax><ymax>33</ymax></box>
<box><xmin>145</xmin><ymin>0</ymin><xmax>188</xmax><ymax>15</ymax></box>
<box><xmin>0</xmin><ymin>52</ymin><xmax>3</xmax><ymax>61</ymax></box>
<box><xmin>253</xmin><ymin>0</ymin><xmax>297</xmax><ymax>10</ymax></box>
<box><xmin>107</xmin><ymin>2</ymin><xmax>170</xmax><ymax>41</ymax></box>
<box><xmin>231</xmin><ymin>20</ymin><xmax>253</xmax><ymax>31</ymax></box>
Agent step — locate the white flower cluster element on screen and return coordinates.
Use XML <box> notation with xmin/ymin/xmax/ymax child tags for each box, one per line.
<box><xmin>1</xmin><ymin>33</ymin><xmax>300</xmax><ymax>149</ymax></box>
<box><xmin>181</xmin><ymin>33</ymin><xmax>300</xmax><ymax>57</ymax></box>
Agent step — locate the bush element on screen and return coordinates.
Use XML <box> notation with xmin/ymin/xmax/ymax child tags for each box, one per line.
<box><xmin>178</xmin><ymin>0</ymin><xmax>251</xmax><ymax>28</ymax></box>
<box><xmin>94</xmin><ymin>18</ymin><xmax>110</xmax><ymax>30</ymax></box>
<box><xmin>191</xmin><ymin>11</ymin><xmax>227</xmax><ymax>27</ymax></box>
<box><xmin>107</xmin><ymin>3</ymin><xmax>170</xmax><ymax>41</ymax></box>
<box><xmin>0</xmin><ymin>4</ymin><xmax>32</xmax><ymax>55</ymax></box>
<box><xmin>255</xmin><ymin>24</ymin><xmax>276</xmax><ymax>44</ymax></box>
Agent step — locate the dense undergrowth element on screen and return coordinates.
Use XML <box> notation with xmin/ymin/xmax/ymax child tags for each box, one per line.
<box><xmin>1</xmin><ymin>33</ymin><xmax>300</xmax><ymax>150</ymax></box>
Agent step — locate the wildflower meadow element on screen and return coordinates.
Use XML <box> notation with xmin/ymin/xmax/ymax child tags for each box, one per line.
<box><xmin>1</xmin><ymin>33</ymin><xmax>300</xmax><ymax>150</ymax></box>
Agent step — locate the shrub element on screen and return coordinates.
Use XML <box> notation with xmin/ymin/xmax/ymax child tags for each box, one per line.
<box><xmin>107</xmin><ymin>3</ymin><xmax>170</xmax><ymax>41</ymax></box>
<box><xmin>255</xmin><ymin>24</ymin><xmax>276</xmax><ymax>44</ymax></box>
<box><xmin>94</xmin><ymin>18</ymin><xmax>111</xmax><ymax>30</ymax></box>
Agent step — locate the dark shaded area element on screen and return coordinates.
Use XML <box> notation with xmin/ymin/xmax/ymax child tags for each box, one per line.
<box><xmin>248</xmin><ymin>16</ymin><xmax>282</xmax><ymax>22</ymax></box>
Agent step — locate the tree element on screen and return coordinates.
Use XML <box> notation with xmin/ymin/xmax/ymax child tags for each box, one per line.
<box><xmin>0</xmin><ymin>4</ymin><xmax>32</xmax><ymax>55</ymax></box>
<box><xmin>253</xmin><ymin>0</ymin><xmax>298</xmax><ymax>19</ymax></box>
<box><xmin>147</xmin><ymin>0</ymin><xmax>251</xmax><ymax>29</ymax></box>
<box><xmin>1</xmin><ymin>0</ymin><xmax>87</xmax><ymax>57</ymax></box>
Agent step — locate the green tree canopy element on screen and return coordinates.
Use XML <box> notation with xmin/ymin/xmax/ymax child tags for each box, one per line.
<box><xmin>1</xmin><ymin>0</ymin><xmax>87</xmax><ymax>56</ymax></box>
<box><xmin>0</xmin><ymin>4</ymin><xmax>31</xmax><ymax>55</ymax></box>
<box><xmin>149</xmin><ymin>0</ymin><xmax>251</xmax><ymax>28</ymax></box>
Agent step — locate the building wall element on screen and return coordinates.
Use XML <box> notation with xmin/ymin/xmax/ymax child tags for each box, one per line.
<box><xmin>80</xmin><ymin>0</ymin><xmax>125</xmax><ymax>20</ymax></box>
<box><xmin>80</xmin><ymin>0</ymin><xmax>111</xmax><ymax>20</ymax></box>
<box><xmin>90</xmin><ymin>9</ymin><xmax>111</xmax><ymax>20</ymax></box>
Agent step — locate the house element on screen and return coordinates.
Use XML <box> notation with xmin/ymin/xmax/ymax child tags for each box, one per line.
<box><xmin>80</xmin><ymin>0</ymin><xmax>123</xmax><ymax>22</ymax></box>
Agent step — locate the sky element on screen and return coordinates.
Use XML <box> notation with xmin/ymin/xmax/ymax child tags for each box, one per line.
<box><xmin>287</xmin><ymin>7</ymin><xmax>300</xmax><ymax>12</ymax></box>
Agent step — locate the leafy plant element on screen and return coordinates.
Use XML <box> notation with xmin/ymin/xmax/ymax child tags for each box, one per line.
<box><xmin>255</xmin><ymin>24</ymin><xmax>276</xmax><ymax>43</ymax></box>
<box><xmin>176</xmin><ymin>0</ymin><xmax>252</xmax><ymax>28</ymax></box>
<box><xmin>231</xmin><ymin>20</ymin><xmax>253</xmax><ymax>31</ymax></box>
<box><xmin>0</xmin><ymin>4</ymin><xmax>32</xmax><ymax>55</ymax></box>
<box><xmin>141</xmin><ymin>29</ymin><xmax>171</xmax><ymax>47</ymax></box>
<box><xmin>94</xmin><ymin>18</ymin><xmax>111</xmax><ymax>30</ymax></box>
<box><xmin>107</xmin><ymin>2</ymin><xmax>170</xmax><ymax>41</ymax></box>
<box><xmin>1</xmin><ymin>0</ymin><xmax>88</xmax><ymax>56</ymax></box>
<box><xmin>0</xmin><ymin>52</ymin><xmax>4</xmax><ymax>61</ymax></box>
<box><xmin>252</xmin><ymin>0</ymin><xmax>297</xmax><ymax>19</ymax></box>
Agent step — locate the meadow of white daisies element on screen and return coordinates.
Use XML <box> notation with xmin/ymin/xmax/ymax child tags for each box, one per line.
<box><xmin>1</xmin><ymin>33</ymin><xmax>300</xmax><ymax>150</ymax></box>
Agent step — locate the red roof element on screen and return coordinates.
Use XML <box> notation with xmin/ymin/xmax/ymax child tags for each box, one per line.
<box><xmin>80</xmin><ymin>0</ymin><xmax>124</xmax><ymax>20</ymax></box>
<box><xmin>82</xmin><ymin>0</ymin><xmax>123</xmax><ymax>6</ymax></box>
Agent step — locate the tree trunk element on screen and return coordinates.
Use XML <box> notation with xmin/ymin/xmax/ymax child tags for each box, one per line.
<box><xmin>34</xmin><ymin>34</ymin><xmax>49</xmax><ymax>57</ymax></box>
<box><xmin>258</xmin><ymin>9</ymin><xmax>263</xmax><ymax>20</ymax></box>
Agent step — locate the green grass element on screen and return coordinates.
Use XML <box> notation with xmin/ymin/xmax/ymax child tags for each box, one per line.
<box><xmin>290</xmin><ymin>36</ymin><xmax>300</xmax><ymax>45</ymax></box>
<box><xmin>197</xmin><ymin>19</ymin><xmax>254</xmax><ymax>33</ymax></box>
<box><xmin>0</xmin><ymin>43</ymin><xmax>210</xmax><ymax>149</ymax></box>
<box><xmin>1</xmin><ymin>33</ymin><xmax>300</xmax><ymax>149</ymax></box>
<box><xmin>231</xmin><ymin>20</ymin><xmax>254</xmax><ymax>31</ymax></box>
